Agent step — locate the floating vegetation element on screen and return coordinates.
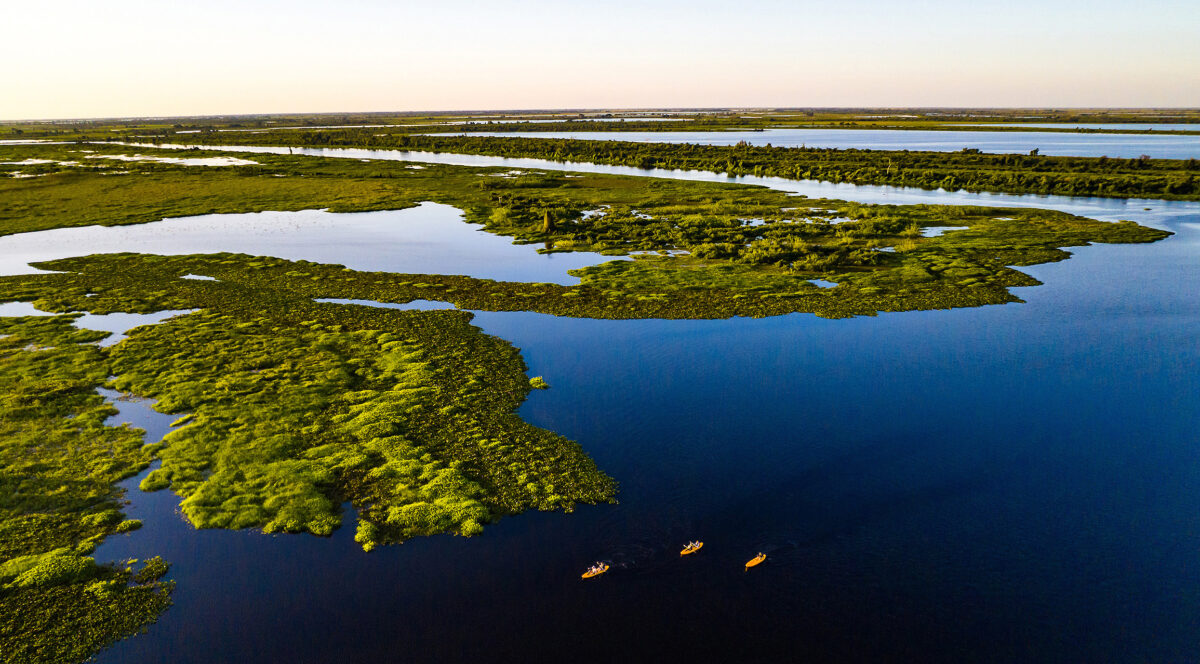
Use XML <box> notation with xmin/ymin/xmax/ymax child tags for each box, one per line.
<box><xmin>0</xmin><ymin>138</ymin><xmax>1173</xmax><ymax>663</ymax></box>
<box><xmin>0</xmin><ymin>316</ymin><xmax>173</xmax><ymax>664</ymax></box>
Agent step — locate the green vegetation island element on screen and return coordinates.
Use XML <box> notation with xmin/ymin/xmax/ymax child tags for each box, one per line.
<box><xmin>0</xmin><ymin>137</ymin><xmax>1172</xmax><ymax>662</ymax></box>
<box><xmin>6</xmin><ymin>108</ymin><xmax>1200</xmax><ymax>140</ymax></box>
<box><xmin>105</xmin><ymin>130</ymin><xmax>1200</xmax><ymax>201</ymax></box>
<box><xmin>8</xmin><ymin>107</ymin><xmax>1200</xmax><ymax>202</ymax></box>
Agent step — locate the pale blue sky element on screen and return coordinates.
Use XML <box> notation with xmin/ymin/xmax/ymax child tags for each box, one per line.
<box><xmin>3</xmin><ymin>0</ymin><xmax>1198</xmax><ymax>120</ymax></box>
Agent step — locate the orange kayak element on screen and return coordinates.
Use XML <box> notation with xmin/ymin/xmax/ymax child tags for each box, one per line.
<box><xmin>581</xmin><ymin>563</ymin><xmax>609</xmax><ymax>579</ymax></box>
<box><xmin>680</xmin><ymin>542</ymin><xmax>704</xmax><ymax>556</ymax></box>
<box><xmin>745</xmin><ymin>553</ymin><xmax>767</xmax><ymax>568</ymax></box>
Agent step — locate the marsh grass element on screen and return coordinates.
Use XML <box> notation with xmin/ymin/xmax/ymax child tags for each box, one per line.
<box><xmin>0</xmin><ymin>316</ymin><xmax>173</xmax><ymax>664</ymax></box>
<box><xmin>0</xmin><ymin>138</ymin><xmax>1173</xmax><ymax>664</ymax></box>
<box><xmin>153</xmin><ymin>130</ymin><xmax>1200</xmax><ymax>200</ymax></box>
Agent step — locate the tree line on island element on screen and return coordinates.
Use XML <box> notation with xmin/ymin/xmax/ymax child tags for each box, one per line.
<box><xmin>144</xmin><ymin>130</ymin><xmax>1200</xmax><ymax>201</ymax></box>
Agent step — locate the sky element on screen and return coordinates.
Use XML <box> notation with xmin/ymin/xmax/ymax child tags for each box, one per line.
<box><xmin>3</xmin><ymin>0</ymin><xmax>1198</xmax><ymax>120</ymax></box>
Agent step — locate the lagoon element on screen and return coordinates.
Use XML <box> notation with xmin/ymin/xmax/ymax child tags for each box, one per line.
<box><xmin>0</xmin><ymin>202</ymin><xmax>619</xmax><ymax>285</ymax></box>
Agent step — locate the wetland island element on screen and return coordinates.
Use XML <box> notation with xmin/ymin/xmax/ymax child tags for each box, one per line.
<box><xmin>1</xmin><ymin>114</ymin><xmax>1191</xmax><ymax>662</ymax></box>
<box><xmin>3</xmin><ymin>6</ymin><xmax>1199</xmax><ymax>661</ymax></box>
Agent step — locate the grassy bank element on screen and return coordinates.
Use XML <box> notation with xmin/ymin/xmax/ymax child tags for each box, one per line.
<box><xmin>120</xmin><ymin>130</ymin><xmax>1200</xmax><ymax>201</ymax></box>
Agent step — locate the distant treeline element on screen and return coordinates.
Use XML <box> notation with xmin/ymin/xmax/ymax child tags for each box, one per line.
<box><xmin>164</xmin><ymin>131</ymin><xmax>1200</xmax><ymax>200</ymax></box>
<box><xmin>426</xmin><ymin>121</ymin><xmax>1200</xmax><ymax>136</ymax></box>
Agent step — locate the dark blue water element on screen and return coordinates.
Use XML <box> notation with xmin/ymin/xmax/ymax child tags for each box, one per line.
<box><xmin>89</xmin><ymin>205</ymin><xmax>1200</xmax><ymax>662</ymax></box>
<box><xmin>439</xmin><ymin>128</ymin><xmax>1200</xmax><ymax>159</ymax></box>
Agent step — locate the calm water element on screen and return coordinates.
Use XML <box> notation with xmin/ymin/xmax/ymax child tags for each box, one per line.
<box><xmin>123</xmin><ymin>142</ymin><xmax>1200</xmax><ymax>224</ymax></box>
<box><xmin>0</xmin><ymin>202</ymin><xmax>618</xmax><ymax>285</ymax></box>
<box><xmin>437</xmin><ymin>128</ymin><xmax>1200</xmax><ymax>159</ymax></box>
<box><xmin>0</xmin><ymin>301</ymin><xmax>195</xmax><ymax>346</ymax></box>
<box><xmin>88</xmin><ymin>208</ymin><xmax>1200</xmax><ymax>663</ymax></box>
<box><xmin>188</xmin><ymin>118</ymin><xmax>688</xmax><ymax>133</ymax></box>
<box><xmin>13</xmin><ymin>142</ymin><xmax>1198</xmax><ymax>662</ymax></box>
<box><xmin>956</xmin><ymin>123</ymin><xmax>1200</xmax><ymax>132</ymax></box>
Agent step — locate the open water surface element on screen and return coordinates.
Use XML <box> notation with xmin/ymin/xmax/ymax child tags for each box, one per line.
<box><xmin>82</xmin><ymin>220</ymin><xmax>1200</xmax><ymax>663</ymax></box>
<box><xmin>10</xmin><ymin>142</ymin><xmax>1198</xmax><ymax>662</ymax></box>
<box><xmin>0</xmin><ymin>202</ymin><xmax>616</xmax><ymax>285</ymax></box>
<box><xmin>954</xmin><ymin>123</ymin><xmax>1200</xmax><ymax>132</ymax></box>
<box><xmin>0</xmin><ymin>301</ymin><xmax>196</xmax><ymax>346</ymax></box>
<box><xmin>434</xmin><ymin>128</ymin><xmax>1200</xmax><ymax>159</ymax></box>
<box><xmin>184</xmin><ymin>118</ymin><xmax>688</xmax><ymax>133</ymax></box>
<box><xmin>122</xmin><ymin>142</ymin><xmax>1200</xmax><ymax>225</ymax></box>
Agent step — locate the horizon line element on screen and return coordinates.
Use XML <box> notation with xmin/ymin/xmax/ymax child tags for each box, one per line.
<box><xmin>5</xmin><ymin>106</ymin><xmax>1200</xmax><ymax>125</ymax></box>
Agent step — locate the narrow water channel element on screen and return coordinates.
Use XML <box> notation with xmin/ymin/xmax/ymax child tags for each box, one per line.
<box><xmin>435</xmin><ymin>127</ymin><xmax>1200</xmax><ymax>159</ymax></box>
<box><xmin>121</xmin><ymin>142</ymin><xmax>1200</xmax><ymax>231</ymax></box>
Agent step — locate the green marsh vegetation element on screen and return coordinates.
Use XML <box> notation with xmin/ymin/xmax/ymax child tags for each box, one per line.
<box><xmin>392</xmin><ymin>114</ymin><xmax>1200</xmax><ymax>136</ymax></box>
<box><xmin>0</xmin><ymin>140</ymin><xmax>1170</xmax><ymax>320</ymax></box>
<box><xmin>2</xmin><ymin>258</ymin><xmax>617</xmax><ymax>545</ymax></box>
<box><xmin>8</xmin><ymin>108</ymin><xmax>1199</xmax><ymax>141</ymax></box>
<box><xmin>146</xmin><ymin>130</ymin><xmax>1200</xmax><ymax>200</ymax></box>
<box><xmin>10</xmin><ymin>110</ymin><xmax>1200</xmax><ymax>202</ymax></box>
<box><xmin>0</xmin><ymin>315</ymin><xmax>173</xmax><ymax>664</ymax></box>
<box><xmin>0</xmin><ymin>141</ymin><xmax>1170</xmax><ymax>318</ymax></box>
<box><xmin>0</xmin><ymin>139</ymin><xmax>1171</xmax><ymax>662</ymax></box>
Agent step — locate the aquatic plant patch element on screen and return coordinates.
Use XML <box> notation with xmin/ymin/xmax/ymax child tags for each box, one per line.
<box><xmin>0</xmin><ymin>139</ymin><xmax>1172</xmax><ymax>664</ymax></box>
<box><xmin>0</xmin><ymin>316</ymin><xmax>173</xmax><ymax>664</ymax></box>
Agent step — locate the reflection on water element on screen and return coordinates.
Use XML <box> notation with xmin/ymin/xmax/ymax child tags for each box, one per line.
<box><xmin>186</xmin><ymin>117</ymin><xmax>687</xmax><ymax>134</ymax></box>
<box><xmin>9</xmin><ymin>138</ymin><xmax>1193</xmax><ymax>662</ymax></box>
<box><xmin>123</xmin><ymin>142</ymin><xmax>1200</xmax><ymax>232</ymax></box>
<box><xmin>76</xmin><ymin>310</ymin><xmax>198</xmax><ymax>347</ymax></box>
<box><xmin>85</xmin><ymin>215</ymin><xmax>1200</xmax><ymax>663</ymax></box>
<box><xmin>954</xmin><ymin>122</ymin><xmax>1200</xmax><ymax>131</ymax></box>
<box><xmin>96</xmin><ymin>387</ymin><xmax>179</xmax><ymax>445</ymax></box>
<box><xmin>0</xmin><ymin>202</ymin><xmax>623</xmax><ymax>285</ymax></box>
<box><xmin>437</xmin><ymin>127</ymin><xmax>1200</xmax><ymax>159</ymax></box>
<box><xmin>314</xmin><ymin>297</ymin><xmax>457</xmax><ymax>311</ymax></box>
<box><xmin>919</xmin><ymin>226</ymin><xmax>970</xmax><ymax>238</ymax></box>
<box><xmin>0</xmin><ymin>301</ymin><xmax>195</xmax><ymax>346</ymax></box>
<box><xmin>0</xmin><ymin>301</ymin><xmax>54</xmax><ymax>317</ymax></box>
